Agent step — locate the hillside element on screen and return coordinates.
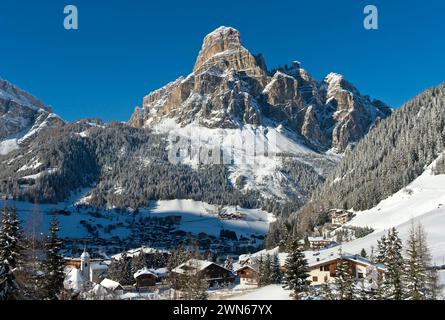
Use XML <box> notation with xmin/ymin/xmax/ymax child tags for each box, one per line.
<box><xmin>317</xmin><ymin>156</ymin><xmax>445</xmax><ymax>264</ymax></box>
<box><xmin>268</xmin><ymin>82</ymin><xmax>445</xmax><ymax>242</ymax></box>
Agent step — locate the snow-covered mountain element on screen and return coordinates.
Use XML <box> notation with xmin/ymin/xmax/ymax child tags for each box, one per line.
<box><xmin>0</xmin><ymin>79</ymin><xmax>64</xmax><ymax>155</ymax></box>
<box><xmin>129</xmin><ymin>26</ymin><xmax>391</xmax><ymax>153</ymax></box>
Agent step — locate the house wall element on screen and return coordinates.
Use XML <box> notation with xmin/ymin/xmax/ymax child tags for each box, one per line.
<box><xmin>135</xmin><ymin>275</ymin><xmax>157</xmax><ymax>288</ymax></box>
<box><xmin>237</xmin><ymin>268</ymin><xmax>258</xmax><ymax>286</ymax></box>
<box><xmin>308</xmin><ymin>262</ymin><xmax>337</xmax><ymax>285</ymax></box>
<box><xmin>308</xmin><ymin>259</ymin><xmax>381</xmax><ymax>285</ymax></box>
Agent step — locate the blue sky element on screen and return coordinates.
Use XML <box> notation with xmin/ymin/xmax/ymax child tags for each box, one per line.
<box><xmin>0</xmin><ymin>0</ymin><xmax>444</xmax><ymax>122</ymax></box>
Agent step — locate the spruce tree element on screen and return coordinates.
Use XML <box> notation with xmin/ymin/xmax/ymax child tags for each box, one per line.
<box><xmin>270</xmin><ymin>253</ymin><xmax>282</xmax><ymax>284</ymax></box>
<box><xmin>404</xmin><ymin>223</ymin><xmax>437</xmax><ymax>300</ymax></box>
<box><xmin>379</xmin><ymin>228</ymin><xmax>404</xmax><ymax>299</ymax></box>
<box><xmin>258</xmin><ymin>255</ymin><xmax>271</xmax><ymax>287</ymax></box>
<box><xmin>334</xmin><ymin>257</ymin><xmax>354</xmax><ymax>300</ymax></box>
<box><xmin>41</xmin><ymin>218</ymin><xmax>65</xmax><ymax>300</ymax></box>
<box><xmin>282</xmin><ymin>240</ymin><xmax>310</xmax><ymax>300</ymax></box>
<box><xmin>0</xmin><ymin>207</ymin><xmax>23</xmax><ymax>300</ymax></box>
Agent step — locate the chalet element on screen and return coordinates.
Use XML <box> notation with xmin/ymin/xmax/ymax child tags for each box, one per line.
<box><xmin>329</xmin><ymin>209</ymin><xmax>353</xmax><ymax>225</ymax></box>
<box><xmin>306</xmin><ymin>250</ymin><xmax>385</xmax><ymax>286</ymax></box>
<box><xmin>238</xmin><ymin>247</ymin><xmax>287</xmax><ymax>270</ymax></box>
<box><xmin>134</xmin><ymin>268</ymin><xmax>158</xmax><ymax>288</ymax></box>
<box><xmin>307</xmin><ymin>237</ymin><xmax>334</xmax><ymax>251</ymax></box>
<box><xmin>235</xmin><ymin>263</ymin><xmax>259</xmax><ymax>286</ymax></box>
<box><xmin>172</xmin><ymin>259</ymin><xmax>235</xmax><ymax>286</ymax></box>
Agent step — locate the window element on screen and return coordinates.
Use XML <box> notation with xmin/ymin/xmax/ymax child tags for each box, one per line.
<box><xmin>358</xmin><ymin>273</ymin><xmax>364</xmax><ymax>279</ymax></box>
<box><xmin>323</xmin><ymin>266</ymin><xmax>329</xmax><ymax>272</ymax></box>
<box><xmin>319</xmin><ymin>266</ymin><xmax>323</xmax><ymax>271</ymax></box>
<box><xmin>312</xmin><ymin>276</ymin><xmax>318</xmax><ymax>282</ymax></box>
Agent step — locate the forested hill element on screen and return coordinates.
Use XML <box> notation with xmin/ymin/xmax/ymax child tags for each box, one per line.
<box><xmin>267</xmin><ymin>82</ymin><xmax>445</xmax><ymax>246</ymax></box>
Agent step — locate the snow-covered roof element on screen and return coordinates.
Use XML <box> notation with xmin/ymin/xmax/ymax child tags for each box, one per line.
<box><xmin>134</xmin><ymin>268</ymin><xmax>157</xmax><ymax>279</ymax></box>
<box><xmin>111</xmin><ymin>247</ymin><xmax>169</xmax><ymax>261</ymax></box>
<box><xmin>238</xmin><ymin>246</ymin><xmax>280</xmax><ymax>263</ymax></box>
<box><xmin>100</xmin><ymin>278</ymin><xmax>122</xmax><ymax>291</ymax></box>
<box><xmin>91</xmin><ymin>283</ymin><xmax>109</xmax><ymax>297</ymax></box>
<box><xmin>238</xmin><ymin>247</ymin><xmax>287</xmax><ymax>267</ymax></box>
<box><xmin>235</xmin><ymin>263</ymin><xmax>260</xmax><ymax>273</ymax></box>
<box><xmin>172</xmin><ymin>259</ymin><xmax>225</xmax><ymax>275</ymax></box>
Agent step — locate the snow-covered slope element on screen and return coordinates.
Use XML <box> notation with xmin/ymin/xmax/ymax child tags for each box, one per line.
<box><xmin>0</xmin><ymin>79</ymin><xmax>64</xmax><ymax>154</ymax></box>
<box><xmin>326</xmin><ymin>156</ymin><xmax>445</xmax><ymax>265</ymax></box>
<box><xmin>152</xmin><ymin>119</ymin><xmax>335</xmax><ymax>200</ymax></box>
<box><xmin>1</xmin><ymin>194</ymin><xmax>273</xmax><ymax>253</ymax></box>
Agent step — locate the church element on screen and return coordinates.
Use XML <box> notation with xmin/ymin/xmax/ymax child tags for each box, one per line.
<box><xmin>64</xmin><ymin>249</ymin><xmax>109</xmax><ymax>291</ymax></box>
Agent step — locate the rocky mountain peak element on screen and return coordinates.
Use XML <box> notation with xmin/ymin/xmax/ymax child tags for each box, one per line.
<box><xmin>129</xmin><ymin>27</ymin><xmax>391</xmax><ymax>153</ymax></box>
<box><xmin>193</xmin><ymin>26</ymin><xmax>267</xmax><ymax>77</ymax></box>
<box><xmin>0</xmin><ymin>79</ymin><xmax>64</xmax><ymax>154</ymax></box>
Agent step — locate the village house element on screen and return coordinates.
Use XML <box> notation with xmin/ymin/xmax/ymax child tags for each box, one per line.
<box><xmin>237</xmin><ymin>247</ymin><xmax>287</xmax><ymax>272</ymax></box>
<box><xmin>172</xmin><ymin>259</ymin><xmax>235</xmax><ymax>287</ymax></box>
<box><xmin>305</xmin><ymin>250</ymin><xmax>385</xmax><ymax>286</ymax></box>
<box><xmin>329</xmin><ymin>209</ymin><xmax>353</xmax><ymax>225</ymax></box>
<box><xmin>307</xmin><ymin>237</ymin><xmax>334</xmax><ymax>251</ymax></box>
<box><xmin>134</xmin><ymin>268</ymin><xmax>158</xmax><ymax>289</ymax></box>
<box><xmin>235</xmin><ymin>263</ymin><xmax>259</xmax><ymax>286</ymax></box>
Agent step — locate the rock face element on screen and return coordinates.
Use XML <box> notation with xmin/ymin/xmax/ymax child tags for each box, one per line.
<box><xmin>129</xmin><ymin>26</ymin><xmax>391</xmax><ymax>152</ymax></box>
<box><xmin>0</xmin><ymin>79</ymin><xmax>64</xmax><ymax>154</ymax></box>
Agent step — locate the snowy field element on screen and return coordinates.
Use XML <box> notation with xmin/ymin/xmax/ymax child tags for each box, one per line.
<box><xmin>209</xmin><ymin>284</ymin><xmax>292</xmax><ymax>300</ymax></box>
<box><xmin>327</xmin><ymin>158</ymin><xmax>445</xmax><ymax>265</ymax></box>
<box><xmin>139</xmin><ymin>199</ymin><xmax>275</xmax><ymax>237</ymax></box>
<box><xmin>0</xmin><ymin>191</ymin><xmax>274</xmax><ymax>241</ymax></box>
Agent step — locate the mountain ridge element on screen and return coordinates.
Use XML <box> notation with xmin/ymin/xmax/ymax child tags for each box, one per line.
<box><xmin>129</xmin><ymin>26</ymin><xmax>391</xmax><ymax>153</ymax></box>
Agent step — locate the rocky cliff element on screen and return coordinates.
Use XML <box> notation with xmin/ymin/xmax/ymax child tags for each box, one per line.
<box><xmin>129</xmin><ymin>26</ymin><xmax>391</xmax><ymax>153</ymax></box>
<box><xmin>0</xmin><ymin>79</ymin><xmax>64</xmax><ymax>154</ymax></box>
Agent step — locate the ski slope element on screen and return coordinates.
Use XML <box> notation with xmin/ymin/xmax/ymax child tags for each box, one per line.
<box><xmin>328</xmin><ymin>157</ymin><xmax>445</xmax><ymax>265</ymax></box>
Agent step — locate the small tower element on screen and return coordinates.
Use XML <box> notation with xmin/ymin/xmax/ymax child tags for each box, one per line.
<box><xmin>80</xmin><ymin>247</ymin><xmax>91</xmax><ymax>282</ymax></box>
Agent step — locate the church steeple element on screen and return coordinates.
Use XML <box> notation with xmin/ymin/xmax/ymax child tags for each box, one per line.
<box><xmin>80</xmin><ymin>247</ymin><xmax>91</xmax><ymax>281</ymax></box>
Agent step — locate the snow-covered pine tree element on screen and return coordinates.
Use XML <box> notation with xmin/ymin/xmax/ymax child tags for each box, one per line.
<box><xmin>183</xmin><ymin>260</ymin><xmax>209</xmax><ymax>300</ymax></box>
<box><xmin>108</xmin><ymin>253</ymin><xmax>134</xmax><ymax>286</ymax></box>
<box><xmin>356</xmin><ymin>279</ymin><xmax>370</xmax><ymax>300</ymax></box>
<box><xmin>0</xmin><ymin>206</ymin><xmax>23</xmax><ymax>300</ymax></box>
<box><xmin>371</xmin><ymin>272</ymin><xmax>385</xmax><ymax>300</ymax></box>
<box><xmin>282</xmin><ymin>239</ymin><xmax>310</xmax><ymax>300</ymax></box>
<box><xmin>375</xmin><ymin>234</ymin><xmax>387</xmax><ymax>264</ymax></box>
<box><xmin>270</xmin><ymin>253</ymin><xmax>282</xmax><ymax>284</ymax></box>
<box><xmin>258</xmin><ymin>254</ymin><xmax>272</xmax><ymax>287</ymax></box>
<box><xmin>403</xmin><ymin>222</ymin><xmax>438</xmax><ymax>300</ymax></box>
<box><xmin>319</xmin><ymin>282</ymin><xmax>334</xmax><ymax>300</ymax></box>
<box><xmin>334</xmin><ymin>257</ymin><xmax>354</xmax><ymax>300</ymax></box>
<box><xmin>379</xmin><ymin>228</ymin><xmax>404</xmax><ymax>299</ymax></box>
<box><xmin>41</xmin><ymin>218</ymin><xmax>65</xmax><ymax>300</ymax></box>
